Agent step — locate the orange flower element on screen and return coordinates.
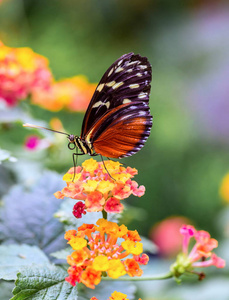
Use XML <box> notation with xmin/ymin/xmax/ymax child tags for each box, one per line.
<box><xmin>54</xmin><ymin>158</ymin><xmax>145</xmax><ymax>217</ymax></box>
<box><xmin>64</xmin><ymin>218</ymin><xmax>148</xmax><ymax>288</ymax></box>
<box><xmin>31</xmin><ymin>75</ymin><xmax>96</xmax><ymax>112</ymax></box>
<box><xmin>80</xmin><ymin>267</ymin><xmax>101</xmax><ymax>289</ymax></box>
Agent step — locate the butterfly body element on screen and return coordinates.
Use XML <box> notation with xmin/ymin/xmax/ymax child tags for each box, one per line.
<box><xmin>68</xmin><ymin>52</ymin><xmax>153</xmax><ymax>159</ymax></box>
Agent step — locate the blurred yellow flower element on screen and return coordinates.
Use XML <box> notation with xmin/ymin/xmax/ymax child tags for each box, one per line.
<box><xmin>219</xmin><ymin>173</ymin><xmax>229</xmax><ymax>203</ymax></box>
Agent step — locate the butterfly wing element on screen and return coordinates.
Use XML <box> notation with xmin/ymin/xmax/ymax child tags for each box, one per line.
<box><xmin>84</xmin><ymin>101</ymin><xmax>152</xmax><ymax>158</ymax></box>
<box><xmin>81</xmin><ymin>52</ymin><xmax>152</xmax><ymax>139</ymax></box>
<box><xmin>81</xmin><ymin>52</ymin><xmax>152</xmax><ymax>158</ymax></box>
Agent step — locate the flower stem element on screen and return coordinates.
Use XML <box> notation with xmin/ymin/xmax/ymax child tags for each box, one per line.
<box><xmin>102</xmin><ymin>271</ymin><xmax>173</xmax><ymax>281</ymax></box>
<box><xmin>102</xmin><ymin>210</ymin><xmax>107</xmax><ymax>219</ymax></box>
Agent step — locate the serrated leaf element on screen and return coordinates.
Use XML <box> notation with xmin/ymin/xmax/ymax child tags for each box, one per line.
<box><xmin>11</xmin><ymin>265</ymin><xmax>78</xmax><ymax>300</ymax></box>
<box><xmin>0</xmin><ymin>171</ymin><xmax>66</xmax><ymax>257</ymax></box>
<box><xmin>0</xmin><ymin>244</ymin><xmax>50</xmax><ymax>280</ymax></box>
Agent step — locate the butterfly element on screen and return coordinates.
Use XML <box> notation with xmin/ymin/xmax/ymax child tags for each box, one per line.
<box><xmin>24</xmin><ymin>53</ymin><xmax>152</xmax><ymax>162</ymax></box>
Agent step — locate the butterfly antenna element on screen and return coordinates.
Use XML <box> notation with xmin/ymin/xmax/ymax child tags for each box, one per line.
<box><xmin>23</xmin><ymin>123</ymin><xmax>69</xmax><ymax>136</ymax></box>
<box><xmin>100</xmin><ymin>155</ymin><xmax>116</xmax><ymax>181</ymax></box>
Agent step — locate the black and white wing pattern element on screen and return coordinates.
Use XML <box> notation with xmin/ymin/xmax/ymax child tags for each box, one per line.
<box><xmin>81</xmin><ymin>52</ymin><xmax>152</xmax><ymax>140</ymax></box>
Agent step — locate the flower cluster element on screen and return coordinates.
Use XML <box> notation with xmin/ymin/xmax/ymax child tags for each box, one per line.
<box><xmin>90</xmin><ymin>291</ymin><xmax>142</xmax><ymax>300</ymax></box>
<box><xmin>170</xmin><ymin>224</ymin><xmax>225</xmax><ymax>280</ymax></box>
<box><xmin>0</xmin><ymin>41</ymin><xmax>52</xmax><ymax>106</ymax></box>
<box><xmin>0</xmin><ymin>41</ymin><xmax>96</xmax><ymax>111</ymax></box>
<box><xmin>31</xmin><ymin>75</ymin><xmax>96</xmax><ymax>112</ymax></box>
<box><xmin>54</xmin><ymin>158</ymin><xmax>145</xmax><ymax>216</ymax></box>
<box><xmin>65</xmin><ymin>218</ymin><xmax>149</xmax><ymax>289</ymax></box>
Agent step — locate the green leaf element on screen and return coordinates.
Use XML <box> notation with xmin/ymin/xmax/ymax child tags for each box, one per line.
<box><xmin>11</xmin><ymin>265</ymin><xmax>78</xmax><ymax>300</ymax></box>
<box><xmin>0</xmin><ymin>244</ymin><xmax>50</xmax><ymax>281</ymax></box>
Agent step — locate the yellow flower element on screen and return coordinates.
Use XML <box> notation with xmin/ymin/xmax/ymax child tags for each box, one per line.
<box><xmin>68</xmin><ymin>236</ymin><xmax>87</xmax><ymax>250</ymax></box>
<box><xmin>219</xmin><ymin>173</ymin><xmax>229</xmax><ymax>203</ymax></box>
<box><xmin>101</xmin><ymin>160</ymin><xmax>121</xmax><ymax>174</ymax></box>
<box><xmin>109</xmin><ymin>291</ymin><xmax>129</xmax><ymax>300</ymax></box>
<box><xmin>82</xmin><ymin>158</ymin><xmax>99</xmax><ymax>174</ymax></box>
<box><xmin>83</xmin><ymin>180</ymin><xmax>98</xmax><ymax>192</ymax></box>
<box><xmin>121</xmin><ymin>240</ymin><xmax>143</xmax><ymax>255</ymax></box>
<box><xmin>93</xmin><ymin>256</ymin><xmax>109</xmax><ymax>271</ymax></box>
<box><xmin>97</xmin><ymin>180</ymin><xmax>115</xmax><ymax>194</ymax></box>
<box><xmin>112</xmin><ymin>173</ymin><xmax>132</xmax><ymax>183</ymax></box>
<box><xmin>15</xmin><ymin>48</ymin><xmax>37</xmax><ymax>71</ymax></box>
<box><xmin>107</xmin><ymin>259</ymin><xmax>126</xmax><ymax>279</ymax></box>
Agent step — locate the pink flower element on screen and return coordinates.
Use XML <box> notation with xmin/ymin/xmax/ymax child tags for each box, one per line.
<box><xmin>171</xmin><ymin>224</ymin><xmax>226</xmax><ymax>280</ymax></box>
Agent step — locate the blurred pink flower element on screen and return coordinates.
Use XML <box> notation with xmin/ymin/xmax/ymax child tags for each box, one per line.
<box><xmin>24</xmin><ymin>135</ymin><xmax>50</xmax><ymax>151</ymax></box>
<box><xmin>150</xmin><ymin>216</ymin><xmax>190</xmax><ymax>258</ymax></box>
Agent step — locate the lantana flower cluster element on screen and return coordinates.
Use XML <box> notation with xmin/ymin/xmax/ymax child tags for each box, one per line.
<box><xmin>0</xmin><ymin>41</ymin><xmax>52</xmax><ymax>106</ymax></box>
<box><xmin>54</xmin><ymin>158</ymin><xmax>145</xmax><ymax>217</ymax></box>
<box><xmin>90</xmin><ymin>291</ymin><xmax>142</xmax><ymax>300</ymax></box>
<box><xmin>0</xmin><ymin>41</ymin><xmax>96</xmax><ymax>111</ymax></box>
<box><xmin>65</xmin><ymin>218</ymin><xmax>149</xmax><ymax>289</ymax></box>
<box><xmin>32</xmin><ymin>75</ymin><xmax>97</xmax><ymax>112</ymax></box>
<box><xmin>171</xmin><ymin>224</ymin><xmax>225</xmax><ymax>279</ymax></box>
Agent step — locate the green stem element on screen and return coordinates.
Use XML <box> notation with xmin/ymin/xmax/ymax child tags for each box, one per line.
<box><xmin>102</xmin><ymin>210</ymin><xmax>107</xmax><ymax>219</ymax></box>
<box><xmin>102</xmin><ymin>271</ymin><xmax>173</xmax><ymax>281</ymax></box>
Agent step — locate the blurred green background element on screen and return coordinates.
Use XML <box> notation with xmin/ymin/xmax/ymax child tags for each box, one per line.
<box><xmin>1</xmin><ymin>0</ymin><xmax>229</xmax><ymax>250</ymax></box>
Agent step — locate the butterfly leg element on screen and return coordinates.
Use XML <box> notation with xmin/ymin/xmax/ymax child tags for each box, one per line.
<box><xmin>100</xmin><ymin>155</ymin><xmax>116</xmax><ymax>181</ymax></box>
<box><xmin>72</xmin><ymin>151</ymin><xmax>85</xmax><ymax>181</ymax></box>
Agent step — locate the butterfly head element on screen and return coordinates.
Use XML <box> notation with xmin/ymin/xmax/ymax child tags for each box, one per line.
<box><xmin>67</xmin><ymin>134</ymin><xmax>78</xmax><ymax>150</ymax></box>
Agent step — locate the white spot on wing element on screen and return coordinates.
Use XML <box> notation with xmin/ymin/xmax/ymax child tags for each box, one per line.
<box><xmin>139</xmin><ymin>65</ymin><xmax>148</xmax><ymax>69</ymax></box>
<box><xmin>108</xmin><ymin>68</ymin><xmax>114</xmax><ymax>77</ymax></box>
<box><xmin>136</xmin><ymin>73</ymin><xmax>143</xmax><ymax>77</ymax></box>
<box><xmin>92</xmin><ymin>100</ymin><xmax>110</xmax><ymax>109</ymax></box>
<box><xmin>115</xmin><ymin>66</ymin><xmax>124</xmax><ymax>73</ymax></box>
<box><xmin>112</xmin><ymin>82</ymin><xmax>124</xmax><ymax>89</ymax></box>
<box><xmin>126</xmin><ymin>60</ymin><xmax>139</xmax><ymax>66</ymax></box>
<box><xmin>117</xmin><ymin>59</ymin><xmax>123</xmax><ymax>66</ymax></box>
<box><xmin>96</xmin><ymin>83</ymin><xmax>104</xmax><ymax>92</ymax></box>
<box><xmin>127</xmin><ymin>69</ymin><xmax>133</xmax><ymax>73</ymax></box>
<box><xmin>138</xmin><ymin>92</ymin><xmax>147</xmax><ymax>98</ymax></box>
<box><xmin>123</xmin><ymin>98</ymin><xmax>131</xmax><ymax>104</ymax></box>
<box><xmin>106</xmin><ymin>81</ymin><xmax>116</xmax><ymax>87</ymax></box>
<box><xmin>129</xmin><ymin>84</ymin><xmax>140</xmax><ymax>89</ymax></box>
